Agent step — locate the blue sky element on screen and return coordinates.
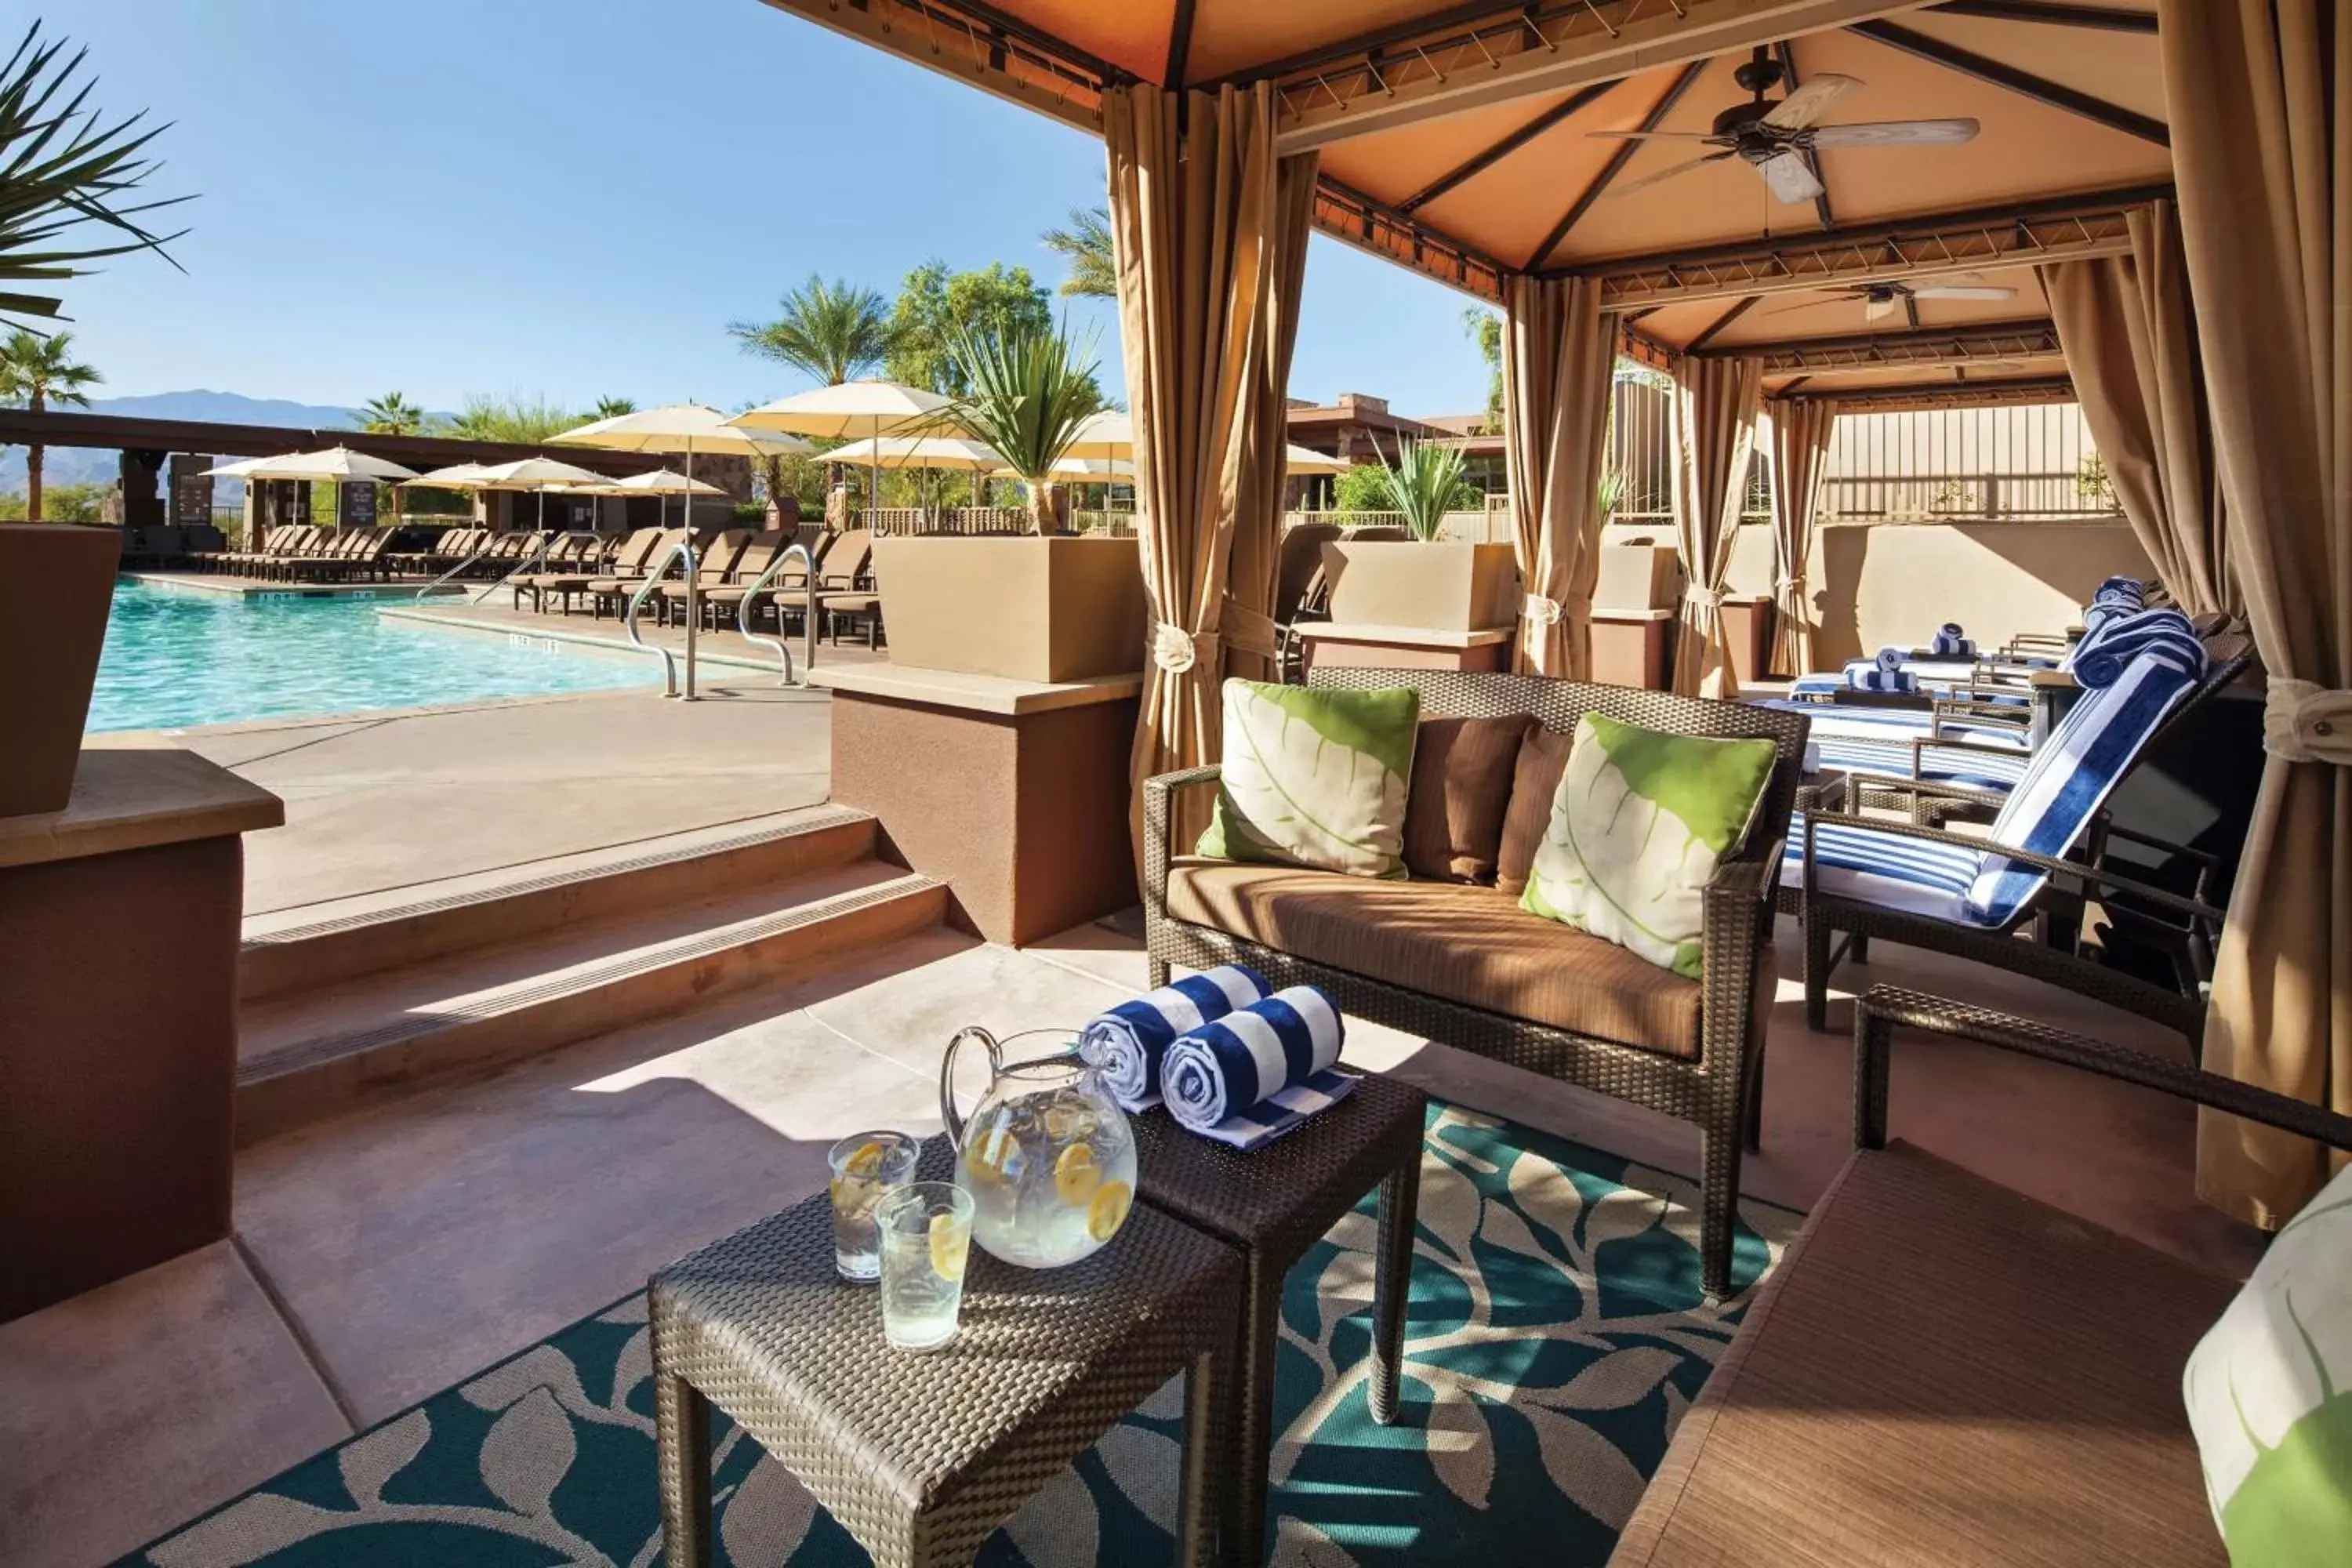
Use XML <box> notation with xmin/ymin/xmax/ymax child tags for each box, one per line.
<box><xmin>49</xmin><ymin>0</ymin><xmax>1493</xmax><ymax>418</ymax></box>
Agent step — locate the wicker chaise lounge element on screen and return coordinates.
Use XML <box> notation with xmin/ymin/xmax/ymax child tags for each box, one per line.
<box><xmin>1145</xmin><ymin>667</ymin><xmax>1809</xmax><ymax>1300</ymax></box>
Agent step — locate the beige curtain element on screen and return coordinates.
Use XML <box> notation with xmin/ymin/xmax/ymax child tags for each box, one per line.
<box><xmin>1669</xmin><ymin>354</ymin><xmax>1764</xmax><ymax>696</ymax></box>
<box><xmin>1106</xmin><ymin>82</ymin><xmax>1317</xmax><ymax>858</ymax></box>
<box><xmin>1766</xmin><ymin>396</ymin><xmax>1835</xmax><ymax>676</ymax></box>
<box><xmin>1501</xmin><ymin>275</ymin><xmax>1619</xmax><ymax>678</ymax></box>
<box><xmin>2161</xmin><ymin>0</ymin><xmax>2350</xmax><ymax>1228</ymax></box>
<box><xmin>2040</xmin><ymin>200</ymin><xmax>2230</xmax><ymax>616</ymax></box>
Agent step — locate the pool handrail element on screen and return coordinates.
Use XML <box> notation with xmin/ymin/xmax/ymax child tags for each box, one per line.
<box><xmin>625</xmin><ymin>536</ymin><xmax>698</xmax><ymax>699</ymax></box>
<box><xmin>733</xmin><ymin>542</ymin><xmax>820</xmax><ymax>688</ymax></box>
<box><xmin>413</xmin><ymin>530</ymin><xmax>499</xmax><ymax>601</ymax></box>
<box><xmin>471</xmin><ymin>531</ymin><xmax>561</xmax><ymax>606</ymax></box>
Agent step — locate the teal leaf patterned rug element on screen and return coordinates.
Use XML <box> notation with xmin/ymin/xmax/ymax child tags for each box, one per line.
<box><xmin>123</xmin><ymin>1105</ymin><xmax>1796</xmax><ymax>1567</ymax></box>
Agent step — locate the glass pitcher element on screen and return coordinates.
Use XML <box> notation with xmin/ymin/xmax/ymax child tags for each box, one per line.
<box><xmin>938</xmin><ymin>1027</ymin><xmax>1137</xmax><ymax>1269</ymax></box>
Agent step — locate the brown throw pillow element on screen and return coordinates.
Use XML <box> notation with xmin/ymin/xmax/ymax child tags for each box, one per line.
<box><xmin>1403</xmin><ymin>714</ymin><xmax>1534</xmax><ymax>883</ymax></box>
<box><xmin>1495</xmin><ymin>723</ymin><xmax>1576</xmax><ymax>895</ymax></box>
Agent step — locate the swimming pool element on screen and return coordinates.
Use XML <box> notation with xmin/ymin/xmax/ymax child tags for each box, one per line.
<box><xmin>89</xmin><ymin>580</ymin><xmax>650</xmax><ymax>732</ymax></box>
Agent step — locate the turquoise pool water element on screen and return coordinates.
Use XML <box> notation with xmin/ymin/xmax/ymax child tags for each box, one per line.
<box><xmin>89</xmin><ymin>580</ymin><xmax>649</xmax><ymax>732</ymax></box>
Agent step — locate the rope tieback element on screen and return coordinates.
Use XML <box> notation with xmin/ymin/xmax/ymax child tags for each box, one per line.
<box><xmin>1521</xmin><ymin>592</ymin><xmax>1592</xmax><ymax>629</ymax></box>
<box><xmin>1151</xmin><ymin>597</ymin><xmax>1280</xmax><ymax>676</ymax></box>
<box><xmin>2263</xmin><ymin>677</ymin><xmax>2352</xmax><ymax>765</ymax></box>
<box><xmin>1681</xmin><ymin>583</ymin><xmax>1731</xmax><ymax>617</ymax></box>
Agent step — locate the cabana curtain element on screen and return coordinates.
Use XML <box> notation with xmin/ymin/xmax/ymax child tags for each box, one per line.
<box><xmin>1105</xmin><ymin>82</ymin><xmax>1316</xmax><ymax>858</ymax></box>
<box><xmin>2040</xmin><ymin>199</ymin><xmax>2230</xmax><ymax>617</ymax></box>
<box><xmin>1766</xmin><ymin>396</ymin><xmax>1835</xmax><ymax>676</ymax></box>
<box><xmin>2160</xmin><ymin>0</ymin><xmax>2350</xmax><ymax>1226</ymax></box>
<box><xmin>1501</xmin><ymin>275</ymin><xmax>1617</xmax><ymax>678</ymax></box>
<box><xmin>1669</xmin><ymin>354</ymin><xmax>1764</xmax><ymax>696</ymax></box>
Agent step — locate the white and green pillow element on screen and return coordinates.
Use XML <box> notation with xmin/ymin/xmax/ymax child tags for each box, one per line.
<box><xmin>1196</xmin><ymin>679</ymin><xmax>1419</xmax><ymax>877</ymax></box>
<box><xmin>2183</xmin><ymin>1163</ymin><xmax>2352</xmax><ymax>1564</ymax></box>
<box><xmin>1519</xmin><ymin>713</ymin><xmax>1775</xmax><ymax>978</ymax></box>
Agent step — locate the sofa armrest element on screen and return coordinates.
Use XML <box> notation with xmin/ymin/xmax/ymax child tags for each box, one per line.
<box><xmin>1697</xmin><ymin>840</ymin><xmax>1780</xmax><ymax>1073</ymax></box>
<box><xmin>1142</xmin><ymin>766</ymin><xmax>1222</xmax><ymax>927</ymax></box>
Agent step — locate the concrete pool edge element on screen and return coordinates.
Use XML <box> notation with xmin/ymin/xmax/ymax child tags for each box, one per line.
<box><xmin>123</xmin><ymin>572</ymin><xmax>471</xmax><ymax>602</ymax></box>
<box><xmin>376</xmin><ymin>604</ymin><xmax>796</xmax><ymax>679</ymax></box>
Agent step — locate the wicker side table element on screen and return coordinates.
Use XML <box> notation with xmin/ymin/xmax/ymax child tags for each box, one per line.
<box><xmin>1131</xmin><ymin>1072</ymin><xmax>1427</xmax><ymax>1564</ymax></box>
<box><xmin>650</xmin><ymin>1139</ymin><xmax>1241</xmax><ymax>1568</ymax></box>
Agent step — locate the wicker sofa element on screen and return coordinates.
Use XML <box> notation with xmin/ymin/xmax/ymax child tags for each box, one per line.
<box><xmin>1143</xmin><ymin>668</ymin><xmax>1810</xmax><ymax>1299</ymax></box>
<box><xmin>1610</xmin><ymin>985</ymin><xmax>2352</xmax><ymax>1566</ymax></box>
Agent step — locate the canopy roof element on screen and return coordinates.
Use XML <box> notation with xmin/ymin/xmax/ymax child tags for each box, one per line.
<box><xmin>765</xmin><ymin>0</ymin><xmax>2167</xmax><ymax>407</ymax></box>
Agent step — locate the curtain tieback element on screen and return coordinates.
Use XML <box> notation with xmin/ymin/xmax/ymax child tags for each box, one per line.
<box><xmin>2263</xmin><ymin>677</ymin><xmax>2352</xmax><ymax>765</ymax></box>
<box><xmin>1521</xmin><ymin>592</ymin><xmax>1591</xmax><ymax>628</ymax></box>
<box><xmin>1151</xmin><ymin>622</ymin><xmax>1214</xmax><ymax>675</ymax></box>
<box><xmin>1773</xmin><ymin>574</ymin><xmax>1806</xmax><ymax>596</ymax></box>
<box><xmin>1682</xmin><ymin>584</ymin><xmax>1730</xmax><ymax>615</ymax></box>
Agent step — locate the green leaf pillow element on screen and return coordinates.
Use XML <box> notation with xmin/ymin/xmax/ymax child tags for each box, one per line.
<box><xmin>1196</xmin><ymin>678</ymin><xmax>1419</xmax><ymax>877</ymax></box>
<box><xmin>2183</xmin><ymin>1163</ymin><xmax>2352</xmax><ymax>1565</ymax></box>
<box><xmin>1519</xmin><ymin>713</ymin><xmax>1776</xmax><ymax>978</ymax></box>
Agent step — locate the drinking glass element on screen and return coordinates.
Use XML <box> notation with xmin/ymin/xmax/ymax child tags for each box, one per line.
<box><xmin>828</xmin><ymin>1131</ymin><xmax>919</xmax><ymax>1282</ymax></box>
<box><xmin>876</xmin><ymin>1181</ymin><xmax>975</xmax><ymax>1352</ymax></box>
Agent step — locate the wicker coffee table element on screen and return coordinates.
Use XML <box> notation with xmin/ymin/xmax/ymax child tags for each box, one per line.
<box><xmin>649</xmin><ymin>1139</ymin><xmax>1242</xmax><ymax>1568</ymax></box>
<box><xmin>1131</xmin><ymin>1072</ymin><xmax>1427</xmax><ymax>1564</ymax></box>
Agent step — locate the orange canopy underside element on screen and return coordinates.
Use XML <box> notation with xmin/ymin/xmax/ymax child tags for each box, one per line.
<box><xmin>760</xmin><ymin>0</ymin><xmax>2169</xmax><ymax>401</ymax></box>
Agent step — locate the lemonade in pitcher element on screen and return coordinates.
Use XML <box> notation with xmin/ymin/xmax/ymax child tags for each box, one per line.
<box><xmin>940</xmin><ymin>1029</ymin><xmax>1137</xmax><ymax>1269</ymax></box>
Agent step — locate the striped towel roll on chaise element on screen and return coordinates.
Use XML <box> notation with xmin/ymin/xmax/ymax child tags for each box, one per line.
<box><xmin>1080</xmin><ymin>963</ymin><xmax>1269</xmax><ymax>1111</ymax></box>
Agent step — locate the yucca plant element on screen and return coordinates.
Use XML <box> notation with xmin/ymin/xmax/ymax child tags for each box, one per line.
<box><xmin>942</xmin><ymin>316</ymin><xmax>1105</xmax><ymax>534</ymax></box>
<box><xmin>1598</xmin><ymin>465</ymin><xmax>1626</xmax><ymax>524</ymax></box>
<box><xmin>1371</xmin><ymin>437</ymin><xmax>1473</xmax><ymax>542</ymax></box>
<box><xmin>0</xmin><ymin>24</ymin><xmax>187</xmax><ymax>325</ymax></box>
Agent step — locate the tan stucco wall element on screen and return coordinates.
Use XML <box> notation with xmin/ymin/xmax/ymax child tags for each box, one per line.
<box><xmin>1810</xmin><ymin>521</ymin><xmax>2154</xmax><ymax>667</ymax></box>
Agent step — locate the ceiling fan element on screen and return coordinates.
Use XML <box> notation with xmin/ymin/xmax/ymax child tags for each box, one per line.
<box><xmin>1762</xmin><ymin>274</ymin><xmax>2020</xmax><ymax>323</ymax></box>
<box><xmin>1592</xmin><ymin>47</ymin><xmax>1980</xmax><ymax>205</ymax></box>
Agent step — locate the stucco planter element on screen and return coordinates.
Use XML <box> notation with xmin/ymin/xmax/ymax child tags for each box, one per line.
<box><xmin>1593</xmin><ymin>542</ymin><xmax>1682</xmax><ymax>613</ymax></box>
<box><xmin>0</xmin><ymin>523</ymin><xmax>122</xmax><ymax>815</ymax></box>
<box><xmin>1319</xmin><ymin>539</ymin><xmax>1519</xmax><ymax>633</ymax></box>
<box><xmin>873</xmin><ymin>534</ymin><xmax>1148</xmax><ymax>683</ymax></box>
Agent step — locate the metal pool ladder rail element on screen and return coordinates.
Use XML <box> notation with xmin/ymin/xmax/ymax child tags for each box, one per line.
<box><xmin>734</xmin><ymin>543</ymin><xmax>821</xmax><ymax>687</ymax></box>
<box><xmin>626</xmin><ymin>536</ymin><xmax>698</xmax><ymax>699</ymax></box>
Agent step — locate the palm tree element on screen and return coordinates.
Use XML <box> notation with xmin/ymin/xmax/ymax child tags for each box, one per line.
<box><xmin>0</xmin><ymin>328</ymin><xmax>100</xmax><ymax>519</ymax></box>
<box><xmin>729</xmin><ymin>275</ymin><xmax>891</xmax><ymax>387</ymax></box>
<box><xmin>0</xmin><ymin>24</ymin><xmax>187</xmax><ymax>327</ymax></box>
<box><xmin>1041</xmin><ymin>206</ymin><xmax>1115</xmax><ymax>300</ymax></box>
<box><xmin>356</xmin><ymin>391</ymin><xmax>430</xmax><ymax>436</ymax></box>
<box><xmin>592</xmin><ymin>396</ymin><xmax>636</xmax><ymax>419</ymax></box>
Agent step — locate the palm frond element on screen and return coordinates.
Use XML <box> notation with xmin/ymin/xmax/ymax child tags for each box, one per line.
<box><xmin>1040</xmin><ymin>205</ymin><xmax>1116</xmax><ymax>301</ymax></box>
<box><xmin>730</xmin><ymin>274</ymin><xmax>892</xmax><ymax>386</ymax></box>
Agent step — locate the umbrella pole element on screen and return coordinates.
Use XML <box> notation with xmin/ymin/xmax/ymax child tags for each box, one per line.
<box><xmin>683</xmin><ymin>442</ymin><xmax>699</xmax><ymax>701</ymax></box>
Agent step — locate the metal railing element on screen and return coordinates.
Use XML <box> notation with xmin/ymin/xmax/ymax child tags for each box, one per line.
<box><xmin>415</xmin><ymin>537</ymin><xmax>498</xmax><ymax>601</ymax></box>
<box><xmin>735</xmin><ymin>543</ymin><xmax>818</xmax><ymax>687</ymax></box>
<box><xmin>473</xmin><ymin>532</ymin><xmax>560</xmax><ymax>605</ymax></box>
<box><xmin>625</xmin><ymin>538</ymin><xmax>697</xmax><ymax>699</ymax></box>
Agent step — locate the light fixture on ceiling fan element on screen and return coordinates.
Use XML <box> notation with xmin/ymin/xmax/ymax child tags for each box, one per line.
<box><xmin>1592</xmin><ymin>47</ymin><xmax>1980</xmax><ymax>205</ymax></box>
<box><xmin>1762</xmin><ymin>274</ymin><xmax>2020</xmax><ymax>323</ymax></box>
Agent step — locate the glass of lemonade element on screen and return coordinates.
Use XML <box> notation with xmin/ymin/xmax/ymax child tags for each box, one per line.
<box><xmin>875</xmin><ymin>1181</ymin><xmax>975</xmax><ymax>1352</ymax></box>
<box><xmin>829</xmin><ymin>1131</ymin><xmax>920</xmax><ymax>1283</ymax></box>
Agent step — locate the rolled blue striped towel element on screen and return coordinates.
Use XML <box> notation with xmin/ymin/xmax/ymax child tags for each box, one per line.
<box><xmin>2094</xmin><ymin>575</ymin><xmax>2146</xmax><ymax>604</ymax></box>
<box><xmin>1929</xmin><ymin>622</ymin><xmax>1976</xmax><ymax>659</ymax></box>
<box><xmin>1080</xmin><ymin>964</ymin><xmax>1270</xmax><ymax>1111</ymax></box>
<box><xmin>2070</xmin><ymin>607</ymin><xmax>2205</xmax><ymax>689</ymax></box>
<box><xmin>1163</xmin><ymin>985</ymin><xmax>1356</xmax><ymax>1149</ymax></box>
<box><xmin>1845</xmin><ymin>650</ymin><xmax>1918</xmax><ymax>694</ymax></box>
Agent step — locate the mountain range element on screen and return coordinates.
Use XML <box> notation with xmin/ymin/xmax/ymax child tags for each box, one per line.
<box><xmin>1</xmin><ymin>390</ymin><xmax>378</xmax><ymax>492</ymax></box>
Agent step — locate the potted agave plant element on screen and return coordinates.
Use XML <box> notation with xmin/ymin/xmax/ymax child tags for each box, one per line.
<box><xmin>1320</xmin><ymin>437</ymin><xmax>1519</xmax><ymax>633</ymax></box>
<box><xmin>871</xmin><ymin>318</ymin><xmax>1148</xmax><ymax>683</ymax></box>
<box><xmin>0</xmin><ymin>26</ymin><xmax>185</xmax><ymax>815</ymax></box>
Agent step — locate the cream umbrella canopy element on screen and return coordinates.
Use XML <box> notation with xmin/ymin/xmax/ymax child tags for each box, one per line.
<box><xmin>551</xmin><ymin>405</ymin><xmax>813</xmax><ymax>699</ymax></box>
<box><xmin>728</xmin><ymin>379</ymin><xmax>957</xmax><ymax>538</ymax></box>
<box><xmin>1059</xmin><ymin>409</ymin><xmax>1133</xmax><ymax>462</ymax></box>
<box><xmin>234</xmin><ymin>446</ymin><xmax>419</xmax><ymax>484</ymax></box>
<box><xmin>1283</xmin><ymin>445</ymin><xmax>1348</xmax><ymax>476</ymax></box>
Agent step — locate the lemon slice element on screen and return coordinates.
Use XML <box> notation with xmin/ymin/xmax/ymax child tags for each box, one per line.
<box><xmin>928</xmin><ymin>1214</ymin><xmax>968</xmax><ymax>1283</ymax></box>
<box><xmin>1054</xmin><ymin>1143</ymin><xmax>1100</xmax><ymax>1206</ymax></box>
<box><xmin>842</xmin><ymin>1139</ymin><xmax>886</xmax><ymax>1178</ymax></box>
<box><xmin>967</xmin><ymin>1124</ymin><xmax>1023</xmax><ymax>1185</ymax></box>
<box><xmin>1087</xmin><ymin>1178</ymin><xmax>1133</xmax><ymax>1243</ymax></box>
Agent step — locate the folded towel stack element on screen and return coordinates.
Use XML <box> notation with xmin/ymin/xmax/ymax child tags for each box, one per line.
<box><xmin>1846</xmin><ymin>648</ymin><xmax>1918</xmax><ymax>694</ymax></box>
<box><xmin>1929</xmin><ymin>622</ymin><xmax>1976</xmax><ymax>659</ymax></box>
<box><xmin>1080</xmin><ymin>964</ymin><xmax>1270</xmax><ymax>1111</ymax></box>
<box><xmin>1163</xmin><ymin>985</ymin><xmax>1356</xmax><ymax>1149</ymax></box>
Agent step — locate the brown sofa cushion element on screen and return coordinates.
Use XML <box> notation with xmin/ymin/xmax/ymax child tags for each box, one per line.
<box><xmin>1609</xmin><ymin>1142</ymin><xmax>2234</xmax><ymax>1568</ymax></box>
<box><xmin>1403</xmin><ymin>714</ymin><xmax>1534</xmax><ymax>883</ymax></box>
<box><xmin>1496</xmin><ymin>723</ymin><xmax>1575</xmax><ymax>895</ymax></box>
<box><xmin>1165</xmin><ymin>858</ymin><xmax>1740</xmax><ymax>1058</ymax></box>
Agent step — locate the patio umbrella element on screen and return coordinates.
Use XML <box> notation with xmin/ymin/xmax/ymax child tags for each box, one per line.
<box><xmin>1284</xmin><ymin>445</ymin><xmax>1349</xmax><ymax>476</ymax></box>
<box><xmin>590</xmin><ymin>467</ymin><xmax>727</xmax><ymax>530</ymax></box>
<box><xmin>1060</xmin><ymin>409</ymin><xmax>1133</xmax><ymax>462</ymax></box>
<box><xmin>410</xmin><ymin>463</ymin><xmax>495</xmax><ymax>489</ymax></box>
<box><xmin>551</xmin><ymin>405</ymin><xmax>811</xmax><ymax>699</ymax></box>
<box><xmin>729</xmin><ymin>380</ymin><xmax>957</xmax><ymax>539</ymax></box>
<box><xmin>234</xmin><ymin>446</ymin><xmax>420</xmax><ymax>484</ymax></box>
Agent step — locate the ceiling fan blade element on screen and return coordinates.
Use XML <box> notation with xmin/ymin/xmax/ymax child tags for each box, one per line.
<box><xmin>1762</xmin><ymin>73</ymin><xmax>1860</xmax><ymax>131</ymax></box>
<box><xmin>1911</xmin><ymin>285</ymin><xmax>2018</xmax><ymax>301</ymax></box>
<box><xmin>1606</xmin><ymin>151</ymin><xmax>1737</xmax><ymax>200</ymax></box>
<box><xmin>1757</xmin><ymin>152</ymin><xmax>1825</xmax><ymax>205</ymax></box>
<box><xmin>1758</xmin><ymin>292</ymin><xmax>1847</xmax><ymax>319</ymax></box>
<box><xmin>1584</xmin><ymin>130</ymin><xmax>1721</xmax><ymax>141</ymax></box>
<box><xmin>1808</xmin><ymin>118</ymin><xmax>1980</xmax><ymax>149</ymax></box>
<box><xmin>1864</xmin><ymin>295</ymin><xmax>1898</xmax><ymax>323</ymax></box>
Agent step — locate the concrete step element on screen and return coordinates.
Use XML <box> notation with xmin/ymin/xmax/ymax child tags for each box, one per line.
<box><xmin>240</xmin><ymin>806</ymin><xmax>878</xmax><ymax>1004</ymax></box>
<box><xmin>234</xmin><ymin>858</ymin><xmax>946</xmax><ymax>1145</ymax></box>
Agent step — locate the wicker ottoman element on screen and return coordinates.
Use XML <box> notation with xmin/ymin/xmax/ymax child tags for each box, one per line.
<box><xmin>650</xmin><ymin>1139</ymin><xmax>1243</xmax><ymax>1568</ymax></box>
<box><xmin>1131</xmin><ymin>1072</ymin><xmax>1428</xmax><ymax>1563</ymax></box>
